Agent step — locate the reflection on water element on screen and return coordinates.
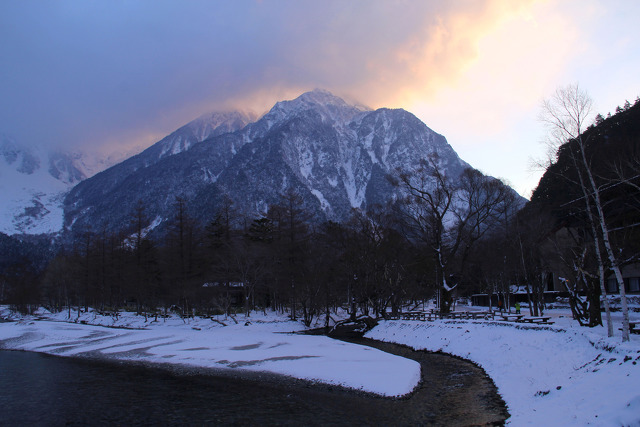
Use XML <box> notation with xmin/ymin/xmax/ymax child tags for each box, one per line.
<box><xmin>0</xmin><ymin>350</ymin><xmax>362</xmax><ymax>426</ymax></box>
<box><xmin>0</xmin><ymin>343</ymin><xmax>507</xmax><ymax>426</ymax></box>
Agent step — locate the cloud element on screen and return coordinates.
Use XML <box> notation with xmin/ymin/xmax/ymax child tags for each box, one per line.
<box><xmin>0</xmin><ymin>0</ymin><xmax>637</xmax><ymax>203</ymax></box>
<box><xmin>0</xmin><ymin>1</ymin><xmax>535</xmax><ymax>150</ymax></box>
<box><xmin>409</xmin><ymin>0</ymin><xmax>581</xmax><ymax>134</ymax></box>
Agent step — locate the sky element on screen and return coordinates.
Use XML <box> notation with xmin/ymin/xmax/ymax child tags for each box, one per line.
<box><xmin>1</xmin><ymin>0</ymin><xmax>639</xmax><ymax>198</ymax></box>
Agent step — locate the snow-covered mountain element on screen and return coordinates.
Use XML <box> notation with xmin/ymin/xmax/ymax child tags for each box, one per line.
<box><xmin>0</xmin><ymin>111</ymin><xmax>256</xmax><ymax>236</ymax></box>
<box><xmin>70</xmin><ymin>146</ymin><xmax>146</xmax><ymax>181</ymax></box>
<box><xmin>0</xmin><ymin>135</ymin><xmax>87</xmax><ymax>235</ymax></box>
<box><xmin>63</xmin><ymin>89</ymin><xmax>475</xmax><ymax>236</ymax></box>
<box><xmin>2</xmin><ymin>89</ymin><xmax>519</xmax><ymax>237</ymax></box>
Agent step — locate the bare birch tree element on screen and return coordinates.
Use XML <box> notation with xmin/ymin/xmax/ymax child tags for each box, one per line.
<box><xmin>541</xmin><ymin>84</ymin><xmax>629</xmax><ymax>340</ymax></box>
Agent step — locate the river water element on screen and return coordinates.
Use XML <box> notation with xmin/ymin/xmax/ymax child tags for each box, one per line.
<box><xmin>0</xmin><ymin>337</ymin><xmax>508</xmax><ymax>426</ymax></box>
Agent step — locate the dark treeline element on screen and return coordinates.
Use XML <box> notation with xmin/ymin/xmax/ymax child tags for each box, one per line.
<box><xmin>1</xmin><ymin>194</ymin><xmax>423</xmax><ymax>326</ymax></box>
<box><xmin>2</xmin><ymin>166</ymin><xmax>522</xmax><ymax>324</ymax></box>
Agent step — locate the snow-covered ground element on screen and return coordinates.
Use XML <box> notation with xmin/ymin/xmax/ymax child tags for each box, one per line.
<box><xmin>367</xmin><ymin>309</ymin><xmax>640</xmax><ymax>426</ymax></box>
<box><xmin>1</xmin><ymin>306</ymin><xmax>639</xmax><ymax>426</ymax></box>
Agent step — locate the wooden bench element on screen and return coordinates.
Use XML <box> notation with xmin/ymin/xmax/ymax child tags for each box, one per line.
<box><xmin>428</xmin><ymin>312</ymin><xmax>441</xmax><ymax>321</ymax></box>
<box><xmin>517</xmin><ymin>316</ymin><xmax>554</xmax><ymax>325</ymax></box>
<box><xmin>469</xmin><ymin>311</ymin><xmax>493</xmax><ymax>320</ymax></box>
<box><xmin>499</xmin><ymin>314</ymin><xmax>525</xmax><ymax>322</ymax></box>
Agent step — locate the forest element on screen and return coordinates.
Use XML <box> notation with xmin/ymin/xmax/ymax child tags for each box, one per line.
<box><xmin>2</xmin><ymin>89</ymin><xmax>639</xmax><ymax>335</ymax></box>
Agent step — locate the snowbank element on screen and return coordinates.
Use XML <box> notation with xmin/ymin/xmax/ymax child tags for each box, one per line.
<box><xmin>0</xmin><ymin>308</ymin><xmax>420</xmax><ymax>398</ymax></box>
<box><xmin>3</xmin><ymin>306</ymin><xmax>639</xmax><ymax>425</ymax></box>
<box><xmin>366</xmin><ymin>319</ymin><xmax>640</xmax><ymax>426</ymax></box>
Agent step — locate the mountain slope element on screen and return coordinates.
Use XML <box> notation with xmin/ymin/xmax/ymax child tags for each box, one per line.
<box><xmin>0</xmin><ymin>135</ymin><xmax>87</xmax><ymax>235</ymax></box>
<box><xmin>63</xmin><ymin>90</ymin><xmax>474</xmax><ymax>235</ymax></box>
<box><xmin>65</xmin><ymin>111</ymin><xmax>256</xmax><ymax>214</ymax></box>
<box><xmin>0</xmin><ymin>111</ymin><xmax>256</xmax><ymax>236</ymax></box>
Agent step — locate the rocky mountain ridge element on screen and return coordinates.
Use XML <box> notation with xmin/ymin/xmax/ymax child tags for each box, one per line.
<box><xmin>1</xmin><ymin>89</ymin><xmax>519</xmax><ymax>238</ymax></box>
<box><xmin>63</xmin><ymin>89</ymin><xmax>473</xmax><ymax>236</ymax></box>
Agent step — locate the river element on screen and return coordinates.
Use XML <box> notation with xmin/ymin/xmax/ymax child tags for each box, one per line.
<box><xmin>0</xmin><ymin>336</ymin><xmax>508</xmax><ymax>426</ymax></box>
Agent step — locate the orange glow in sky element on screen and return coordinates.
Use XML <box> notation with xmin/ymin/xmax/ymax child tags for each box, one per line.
<box><xmin>1</xmin><ymin>0</ymin><xmax>638</xmax><ymax>198</ymax></box>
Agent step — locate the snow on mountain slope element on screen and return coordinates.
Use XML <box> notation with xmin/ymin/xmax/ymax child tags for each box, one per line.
<box><xmin>266</xmin><ymin>89</ymin><xmax>369</xmax><ymax>127</ymax></box>
<box><xmin>70</xmin><ymin>146</ymin><xmax>146</xmax><ymax>180</ymax></box>
<box><xmin>63</xmin><ymin>111</ymin><xmax>255</xmax><ymax>223</ymax></box>
<box><xmin>0</xmin><ymin>136</ymin><xmax>84</xmax><ymax>235</ymax></box>
<box><xmin>1</xmin><ymin>111</ymin><xmax>254</xmax><ymax>236</ymax></box>
<box><xmin>63</xmin><ymin>90</ymin><xmax>487</xmax><ymax>237</ymax></box>
<box><xmin>0</xmin><ymin>134</ymin><xmax>134</xmax><ymax>235</ymax></box>
<box><xmin>156</xmin><ymin>111</ymin><xmax>257</xmax><ymax>159</ymax></box>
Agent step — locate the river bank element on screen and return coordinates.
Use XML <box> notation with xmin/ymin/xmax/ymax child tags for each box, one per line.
<box><xmin>0</xmin><ymin>309</ymin><xmax>420</xmax><ymax>398</ymax></box>
<box><xmin>367</xmin><ymin>318</ymin><xmax>640</xmax><ymax>426</ymax></box>
<box><xmin>1</xmin><ymin>307</ymin><xmax>509</xmax><ymax>425</ymax></box>
<box><xmin>2</xmin><ymin>306</ymin><xmax>639</xmax><ymax>425</ymax></box>
<box><xmin>0</xmin><ymin>336</ymin><xmax>508</xmax><ymax>426</ymax></box>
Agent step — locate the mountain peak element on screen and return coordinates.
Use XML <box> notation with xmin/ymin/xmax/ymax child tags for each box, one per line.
<box><xmin>266</xmin><ymin>89</ymin><xmax>370</xmax><ymax>126</ymax></box>
<box><xmin>296</xmin><ymin>89</ymin><xmax>371</xmax><ymax>111</ymax></box>
<box><xmin>298</xmin><ymin>89</ymin><xmax>347</xmax><ymax>106</ymax></box>
<box><xmin>188</xmin><ymin>110</ymin><xmax>257</xmax><ymax>141</ymax></box>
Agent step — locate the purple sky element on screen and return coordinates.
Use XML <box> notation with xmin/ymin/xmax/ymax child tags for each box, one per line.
<box><xmin>1</xmin><ymin>0</ymin><xmax>639</xmax><ymax>197</ymax></box>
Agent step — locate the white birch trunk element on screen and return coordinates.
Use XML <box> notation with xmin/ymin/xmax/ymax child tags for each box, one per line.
<box><xmin>572</xmin><ymin>151</ymin><xmax>614</xmax><ymax>336</ymax></box>
<box><xmin>579</xmin><ymin>142</ymin><xmax>630</xmax><ymax>341</ymax></box>
<box><xmin>543</xmin><ymin>84</ymin><xmax>627</xmax><ymax>341</ymax></box>
<box><xmin>597</xmin><ymin>260</ymin><xmax>614</xmax><ymax>337</ymax></box>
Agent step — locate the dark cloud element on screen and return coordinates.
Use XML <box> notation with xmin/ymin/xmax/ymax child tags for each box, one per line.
<box><xmin>0</xmin><ymin>0</ymin><xmax>497</xmax><ymax>152</ymax></box>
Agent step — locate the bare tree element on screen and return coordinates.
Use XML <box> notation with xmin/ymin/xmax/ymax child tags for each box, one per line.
<box><xmin>541</xmin><ymin>84</ymin><xmax>628</xmax><ymax>340</ymax></box>
<box><xmin>393</xmin><ymin>154</ymin><xmax>512</xmax><ymax>313</ymax></box>
<box><xmin>515</xmin><ymin>211</ymin><xmax>554</xmax><ymax>317</ymax></box>
<box><xmin>165</xmin><ymin>196</ymin><xmax>201</xmax><ymax>319</ymax></box>
<box><xmin>551</xmin><ymin>227</ymin><xmax>602</xmax><ymax>326</ymax></box>
<box><xmin>268</xmin><ymin>187</ymin><xmax>311</xmax><ymax>321</ymax></box>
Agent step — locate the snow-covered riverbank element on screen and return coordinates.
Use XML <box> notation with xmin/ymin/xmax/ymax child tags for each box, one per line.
<box><xmin>367</xmin><ymin>316</ymin><xmax>640</xmax><ymax>426</ymax></box>
<box><xmin>0</xmin><ymin>308</ymin><xmax>420</xmax><ymax>398</ymax></box>
<box><xmin>2</xmin><ymin>306</ymin><xmax>639</xmax><ymax>425</ymax></box>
